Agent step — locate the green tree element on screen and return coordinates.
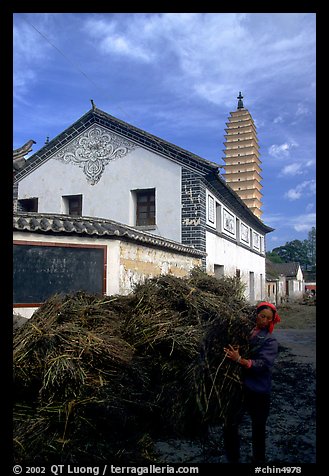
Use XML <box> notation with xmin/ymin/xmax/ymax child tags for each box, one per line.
<box><xmin>266</xmin><ymin>251</ymin><xmax>284</xmax><ymax>263</ymax></box>
<box><xmin>272</xmin><ymin>239</ymin><xmax>309</xmax><ymax>267</ymax></box>
<box><xmin>306</xmin><ymin>227</ymin><xmax>316</xmax><ymax>269</ymax></box>
<box><xmin>271</xmin><ymin>227</ymin><xmax>316</xmax><ymax>270</ymax></box>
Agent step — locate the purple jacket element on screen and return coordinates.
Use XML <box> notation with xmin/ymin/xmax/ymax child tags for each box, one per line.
<box><xmin>243</xmin><ymin>328</ymin><xmax>279</xmax><ymax>394</ymax></box>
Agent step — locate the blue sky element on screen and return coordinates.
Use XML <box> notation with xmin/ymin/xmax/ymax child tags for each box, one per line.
<box><xmin>13</xmin><ymin>12</ymin><xmax>316</xmax><ymax>251</ymax></box>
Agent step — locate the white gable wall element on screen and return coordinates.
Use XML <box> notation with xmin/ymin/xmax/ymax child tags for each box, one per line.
<box><xmin>18</xmin><ymin>142</ymin><xmax>182</xmax><ymax>242</ymax></box>
<box><xmin>206</xmin><ymin>231</ymin><xmax>265</xmax><ymax>303</ymax></box>
<box><xmin>296</xmin><ymin>266</ymin><xmax>304</xmax><ymax>281</ymax></box>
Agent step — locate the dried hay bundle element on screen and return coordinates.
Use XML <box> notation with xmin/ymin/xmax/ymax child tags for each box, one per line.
<box><xmin>13</xmin><ymin>269</ymin><xmax>256</xmax><ymax>463</ymax></box>
<box><xmin>14</xmin><ymin>293</ymin><xmax>136</xmax><ymax>402</ymax></box>
<box><xmin>119</xmin><ymin>270</ymin><xmax>255</xmax><ymax>434</ymax></box>
<box><xmin>14</xmin><ymin>292</ymin><xmax>152</xmax><ymax>463</ymax></box>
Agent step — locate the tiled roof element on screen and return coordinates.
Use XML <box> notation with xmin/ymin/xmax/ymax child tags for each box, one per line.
<box><xmin>13</xmin><ymin>212</ymin><xmax>205</xmax><ymax>257</ymax></box>
<box><xmin>266</xmin><ymin>259</ymin><xmax>302</xmax><ymax>278</ymax></box>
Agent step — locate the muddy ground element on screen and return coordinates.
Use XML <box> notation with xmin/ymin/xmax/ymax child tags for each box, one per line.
<box><xmin>153</xmin><ymin>302</ymin><xmax>316</xmax><ymax>464</ymax></box>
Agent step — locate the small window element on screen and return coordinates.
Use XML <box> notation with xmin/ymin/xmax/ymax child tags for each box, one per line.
<box><xmin>214</xmin><ymin>264</ymin><xmax>224</xmax><ymax>278</ymax></box>
<box><xmin>63</xmin><ymin>195</ymin><xmax>82</xmax><ymax>216</ymax></box>
<box><xmin>18</xmin><ymin>198</ymin><xmax>38</xmax><ymax>212</ymax></box>
<box><xmin>135</xmin><ymin>189</ymin><xmax>155</xmax><ymax>226</ymax></box>
<box><xmin>215</xmin><ymin>202</ymin><xmax>221</xmax><ymax>232</ymax></box>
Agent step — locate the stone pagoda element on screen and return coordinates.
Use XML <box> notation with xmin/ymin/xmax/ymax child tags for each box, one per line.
<box><xmin>222</xmin><ymin>92</ymin><xmax>263</xmax><ymax>219</ymax></box>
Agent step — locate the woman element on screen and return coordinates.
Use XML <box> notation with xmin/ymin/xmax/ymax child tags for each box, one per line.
<box><xmin>223</xmin><ymin>301</ymin><xmax>281</xmax><ymax>463</ymax></box>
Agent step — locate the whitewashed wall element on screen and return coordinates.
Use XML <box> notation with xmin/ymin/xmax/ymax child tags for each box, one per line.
<box><xmin>266</xmin><ymin>277</ymin><xmax>286</xmax><ymax>306</ymax></box>
<box><xmin>13</xmin><ymin>231</ymin><xmax>201</xmax><ymax>319</ymax></box>
<box><xmin>206</xmin><ymin>230</ymin><xmax>265</xmax><ymax>303</ymax></box>
<box><xmin>287</xmin><ymin>278</ymin><xmax>304</xmax><ymax>300</ymax></box>
<box><xmin>117</xmin><ymin>241</ymin><xmax>201</xmax><ymax>295</ymax></box>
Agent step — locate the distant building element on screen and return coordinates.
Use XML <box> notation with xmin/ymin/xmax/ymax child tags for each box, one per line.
<box><xmin>222</xmin><ymin>92</ymin><xmax>263</xmax><ymax>219</ymax></box>
<box><xmin>303</xmin><ymin>270</ymin><xmax>316</xmax><ymax>296</ymax></box>
<box><xmin>266</xmin><ymin>260</ymin><xmax>304</xmax><ymax>304</ymax></box>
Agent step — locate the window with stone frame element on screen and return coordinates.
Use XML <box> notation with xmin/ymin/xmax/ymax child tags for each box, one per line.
<box><xmin>62</xmin><ymin>194</ymin><xmax>82</xmax><ymax>216</ymax></box>
<box><xmin>135</xmin><ymin>188</ymin><xmax>156</xmax><ymax>226</ymax></box>
<box><xmin>18</xmin><ymin>198</ymin><xmax>38</xmax><ymax>212</ymax></box>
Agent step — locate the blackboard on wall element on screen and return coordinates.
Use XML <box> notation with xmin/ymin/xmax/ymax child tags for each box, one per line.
<box><xmin>13</xmin><ymin>242</ymin><xmax>106</xmax><ymax>305</ymax></box>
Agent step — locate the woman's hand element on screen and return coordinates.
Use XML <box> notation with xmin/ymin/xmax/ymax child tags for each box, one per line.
<box><xmin>224</xmin><ymin>344</ymin><xmax>241</xmax><ymax>362</ymax></box>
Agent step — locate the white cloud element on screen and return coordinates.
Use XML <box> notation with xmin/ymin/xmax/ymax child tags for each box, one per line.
<box><xmin>305</xmin><ymin>203</ymin><xmax>315</xmax><ymax>212</ymax></box>
<box><xmin>85</xmin><ymin>16</ymin><xmax>155</xmax><ymax>63</ymax></box>
<box><xmin>296</xmin><ymin>102</ymin><xmax>309</xmax><ymax>117</ymax></box>
<box><xmin>280</xmin><ymin>163</ymin><xmax>303</xmax><ymax>176</ymax></box>
<box><xmin>273</xmin><ymin>116</ymin><xmax>284</xmax><ymax>124</ymax></box>
<box><xmin>291</xmin><ymin>213</ymin><xmax>316</xmax><ymax>232</ymax></box>
<box><xmin>285</xmin><ymin>189</ymin><xmax>302</xmax><ymax>200</ymax></box>
<box><xmin>284</xmin><ymin>180</ymin><xmax>316</xmax><ymax>201</ymax></box>
<box><xmin>14</xmin><ymin>21</ymin><xmax>46</xmax><ymax>97</ymax></box>
<box><xmin>261</xmin><ymin>212</ymin><xmax>285</xmax><ymax>226</ymax></box>
<box><xmin>81</xmin><ymin>13</ymin><xmax>315</xmax><ymax>107</ymax></box>
<box><xmin>269</xmin><ymin>141</ymin><xmax>298</xmax><ymax>158</ymax></box>
<box><xmin>12</xmin><ymin>12</ymin><xmax>316</xmax><ymax>120</ymax></box>
<box><xmin>279</xmin><ymin>158</ymin><xmax>315</xmax><ymax>177</ymax></box>
<box><xmin>263</xmin><ymin>212</ymin><xmax>316</xmax><ymax>247</ymax></box>
<box><xmin>13</xmin><ymin>14</ymin><xmax>75</xmax><ymax>100</ymax></box>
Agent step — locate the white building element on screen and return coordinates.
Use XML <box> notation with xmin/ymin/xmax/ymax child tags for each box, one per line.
<box><xmin>13</xmin><ymin>103</ymin><xmax>273</xmax><ymax>305</ymax></box>
<box><xmin>265</xmin><ymin>260</ymin><xmax>305</xmax><ymax>304</ymax></box>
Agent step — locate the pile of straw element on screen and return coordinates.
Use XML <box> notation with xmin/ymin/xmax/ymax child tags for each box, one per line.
<box><xmin>13</xmin><ymin>268</ymin><xmax>256</xmax><ymax>464</ymax></box>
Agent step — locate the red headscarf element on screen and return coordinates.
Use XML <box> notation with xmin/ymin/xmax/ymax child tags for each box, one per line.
<box><xmin>257</xmin><ymin>301</ymin><xmax>281</xmax><ymax>333</ymax></box>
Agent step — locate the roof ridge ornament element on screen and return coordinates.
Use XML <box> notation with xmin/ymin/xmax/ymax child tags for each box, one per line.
<box><xmin>13</xmin><ymin>139</ymin><xmax>36</xmax><ymax>171</ymax></box>
<box><xmin>237</xmin><ymin>91</ymin><xmax>244</xmax><ymax>109</ymax></box>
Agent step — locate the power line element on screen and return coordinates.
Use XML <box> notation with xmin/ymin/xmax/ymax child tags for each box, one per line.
<box><xmin>17</xmin><ymin>15</ymin><xmax>187</xmax><ymax>161</ymax></box>
<box><xmin>20</xmin><ymin>15</ymin><xmax>133</xmax><ymax>121</ymax></box>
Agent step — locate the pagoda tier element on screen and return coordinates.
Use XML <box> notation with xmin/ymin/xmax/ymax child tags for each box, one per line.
<box><xmin>223</xmin><ymin>139</ymin><xmax>259</xmax><ymax>150</ymax></box>
<box><xmin>223</xmin><ymin>161</ymin><xmax>262</xmax><ymax>175</ymax></box>
<box><xmin>227</xmin><ymin>183</ymin><xmax>263</xmax><ymax>201</ymax></box>
<box><xmin>222</xmin><ymin>92</ymin><xmax>263</xmax><ymax>218</ymax></box>
<box><xmin>224</xmin><ymin>172</ymin><xmax>263</xmax><ymax>188</ymax></box>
